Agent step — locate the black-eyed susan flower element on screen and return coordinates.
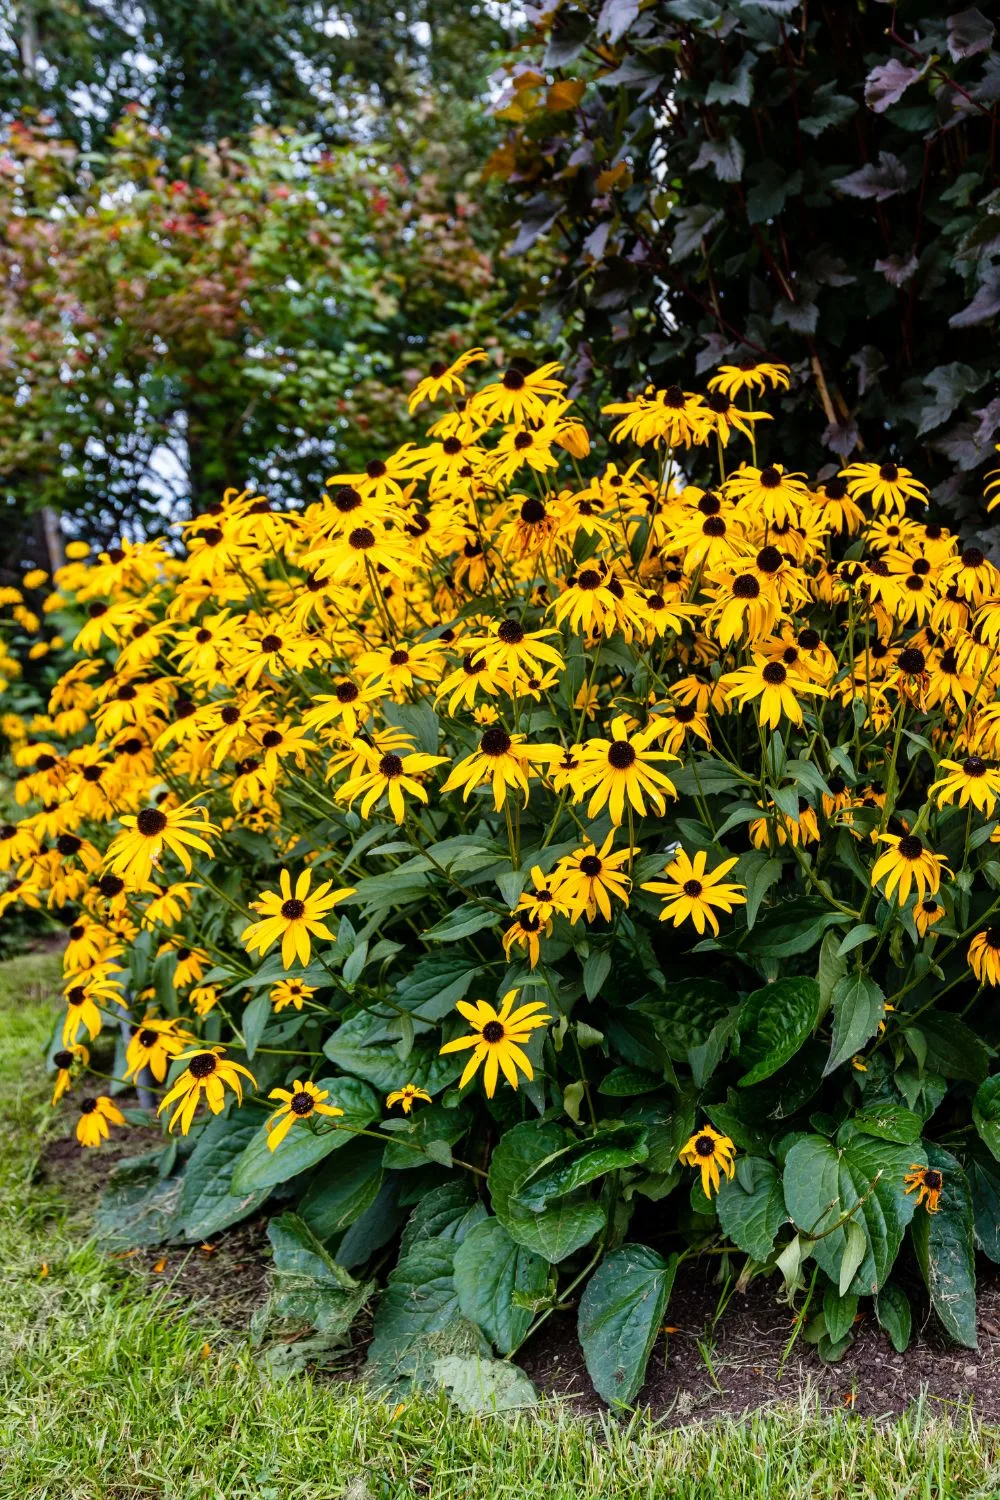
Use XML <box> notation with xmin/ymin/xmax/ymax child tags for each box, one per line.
<box><xmin>125</xmin><ymin>1017</ymin><xmax>194</xmax><ymax>1083</ymax></box>
<box><xmin>641</xmin><ymin>848</ymin><xmax>746</xmax><ymax>936</ymax></box>
<box><xmin>75</xmin><ymin>1095</ymin><xmax>125</xmax><ymax>1148</ymax></box>
<box><xmin>840</xmin><ymin>460</ymin><xmax>927</xmax><ymax>517</ymax></box>
<box><xmin>157</xmin><ymin>1046</ymin><xmax>257</xmax><ymax>1134</ymax></box>
<box><xmin>707</xmin><ymin>359</ymin><xmax>790</xmax><ymax>399</ymax></box>
<box><xmin>241</xmin><ymin>869</ymin><xmax>355</xmax><ymax>969</ymax></box>
<box><xmin>567</xmin><ymin>715</ymin><xmax>678</xmax><ymax>825</ymax></box>
<box><xmin>104</xmin><ymin>799</ymin><xmax>219</xmax><ymax>888</ymax></box>
<box><xmin>469</xmin><ymin>362</ymin><xmax>566</xmax><ymax>425</ymax></box>
<box><xmin>336</xmin><ymin>740</ymin><xmax>447</xmax><ymax>824</ymax></box>
<box><xmin>61</xmin><ymin>984</ymin><xmax>106</xmax><ymax>1046</ymax></box>
<box><xmin>407</xmin><ymin>348</ymin><xmax>486</xmax><ymax>412</ymax></box>
<box><xmin>270</xmin><ymin>978</ymin><xmax>317</xmax><ymax>1013</ymax></box>
<box><xmin>678</xmin><ymin>1124</ymin><xmax>736</xmax><ymax>1198</ymax></box>
<box><xmin>721</xmin><ymin>654</ymin><xmax>825</xmax><ymax>730</ymax></box>
<box><xmin>554</xmin><ymin>832</ymin><xmax>636</xmax><ymax>923</ymax></box>
<box><xmin>439</xmin><ymin>989</ymin><xmax>551</xmax><ymax>1097</ymax></box>
<box><xmin>904</xmin><ymin>1164</ymin><xmax>943</xmax><ymax>1213</ymax></box>
<box><xmin>870</xmin><ymin>832</ymin><xmax>948</xmax><ymax>906</ymax></box>
<box><xmin>440</xmin><ymin>724</ymin><xmax>558</xmax><ymax>810</ymax></box>
<box><xmin>51</xmin><ymin>1044</ymin><xmax>89</xmax><ymax>1105</ymax></box>
<box><xmin>914</xmin><ymin>897</ymin><xmax>945</xmax><ymax>938</ymax></box>
<box><xmin>386</xmin><ymin>1084</ymin><xmax>432</xmax><ymax>1114</ymax></box>
<box><xmin>969</xmin><ymin>927</ymin><xmax>1000</xmax><ymax>986</ymax></box>
<box><xmin>190</xmin><ymin>984</ymin><xmax>221</xmax><ymax>1016</ymax></box>
<box><xmin>930</xmin><ymin>755</ymin><xmax>1000</xmax><ymax>817</ymax></box>
<box><xmin>266</xmin><ymin>1079</ymin><xmax>343</xmax><ymax>1150</ymax></box>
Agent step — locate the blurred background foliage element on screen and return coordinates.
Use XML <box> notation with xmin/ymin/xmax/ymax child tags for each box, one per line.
<box><xmin>1</xmin><ymin>0</ymin><xmax>999</xmax><ymax>564</ymax></box>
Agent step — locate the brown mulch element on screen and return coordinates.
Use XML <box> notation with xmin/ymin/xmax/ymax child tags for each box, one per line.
<box><xmin>35</xmin><ymin>1130</ymin><xmax>998</xmax><ymax>1422</ymax></box>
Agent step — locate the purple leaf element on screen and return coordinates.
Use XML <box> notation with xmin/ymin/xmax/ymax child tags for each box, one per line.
<box><xmin>865</xmin><ymin>58</ymin><xmax>922</xmax><ymax>114</ymax></box>
<box><xmin>874</xmin><ymin>252</ymin><xmax>918</xmax><ymax>286</ymax></box>
<box><xmin>833</xmin><ymin>152</ymin><xmax>910</xmax><ymax>201</ymax></box>
<box><xmin>948</xmin><ymin>7</ymin><xmax>995</xmax><ymax>62</ymax></box>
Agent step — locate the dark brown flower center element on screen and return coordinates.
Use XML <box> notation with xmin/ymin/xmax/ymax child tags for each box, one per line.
<box><xmin>694</xmin><ymin>1134</ymin><xmax>716</xmax><ymax>1157</ymax></box>
<box><xmin>138</xmin><ymin>1028</ymin><xmax>159</xmax><ymax>1048</ymax></box>
<box><xmin>349</xmin><ymin>527</ymin><xmax>375</xmax><ymax>550</ymax></box>
<box><xmin>897</xmin><ymin>834</ymin><xmax>924</xmax><ymax>860</ymax></box>
<box><xmin>281</xmin><ymin>898</ymin><xmax>306</xmax><ymax>920</ymax></box>
<box><xmin>480</xmin><ymin>726</ymin><xmax>512</xmax><ymax>757</ymax></box>
<box><xmin>759</xmin><ymin>467</ymin><xmax>781</xmax><ymax>489</ymax></box>
<box><xmin>379</xmin><ymin>753</ymin><xmax>404</xmax><ymax>779</ymax></box>
<box><xmin>290</xmin><ymin>1090</ymin><xmax>314</xmax><ymax>1116</ymax></box>
<box><xmin>897</xmin><ymin>647</ymin><xmax>925</xmax><ymax>675</ymax></box>
<box><xmin>502</xmin><ymin>369</ymin><xmax>525</xmax><ymax>390</ymax></box>
<box><xmin>923</xmin><ymin>1169</ymin><xmax>942</xmax><ymax>1190</ymax></box>
<box><xmin>481</xmin><ymin>1019</ymin><xmax>505</xmax><ymax>1042</ymax></box>
<box><xmin>498</xmin><ymin>619</ymin><xmax>525</xmax><ymax>645</ymax></box>
<box><xmin>963</xmin><ymin>756</ymin><xmax>987</xmax><ymax>778</ymax></box>
<box><xmin>879</xmin><ymin>463</ymin><xmax>899</xmax><ymax>482</ymax></box>
<box><xmin>188</xmin><ymin>1052</ymin><xmax>218</xmax><ymax>1079</ymax></box>
<box><xmin>607</xmin><ymin>741</ymin><xmax>636</xmax><ymax>770</ymax></box>
<box><xmin>336</xmin><ymin>681</ymin><xmax>359</xmax><ymax>702</ymax></box>
<box><xmin>733</xmin><ymin>574</ymin><xmax>760</xmax><ymax>599</ymax></box>
<box><xmin>756</xmin><ymin>546</ymin><xmax>782</xmax><ymax>574</ymax></box>
<box><xmin>682</xmin><ymin>879</ymin><xmax>703</xmax><ymax>897</ymax></box>
<box><xmin>136</xmin><ymin>808</ymin><xmax>168</xmax><ymax>837</ymax></box>
<box><xmin>761</xmin><ymin>663</ymin><xmax>787</xmax><ymax>685</ymax></box>
<box><xmin>580</xmin><ymin>855</ymin><xmax>603</xmax><ymax>876</ymax></box>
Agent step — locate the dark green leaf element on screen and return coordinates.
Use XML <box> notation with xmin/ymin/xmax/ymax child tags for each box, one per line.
<box><xmin>782</xmin><ymin>1133</ymin><xmax>921</xmax><ymax>1294</ymax></box>
<box><xmin>911</xmin><ymin>1146</ymin><xmax>977</xmax><ymax>1349</ymax></box>
<box><xmin>513</xmin><ymin>1126</ymin><xmax>649</xmax><ymax>1210</ymax></box>
<box><xmin>716</xmin><ymin>1157</ymin><xmax>787</xmax><ymax>1261</ymax></box>
<box><xmin>488</xmin><ymin>1120</ymin><xmax>605</xmax><ymax>1264</ymax></box>
<box><xmin>453</xmin><ymin>1218</ymin><xmax>548</xmax><ymax>1355</ymax></box>
<box><xmin>179</xmin><ymin>1105</ymin><xmax>271</xmax><ymax>1240</ymax></box>
<box><xmin>231</xmin><ymin>1077</ymin><xmax>379</xmax><ymax>1193</ymax></box>
<box><xmin>297</xmin><ymin>1135</ymin><xmax>385</xmax><ymax>1241</ymax></box>
<box><xmin>875</xmin><ymin>1284</ymin><xmax>912</xmax><ymax>1352</ymax></box>
<box><xmin>737</xmin><ymin>977</ymin><xmax>819</xmax><ymax>1086</ymax></box>
<box><xmin>578</xmin><ymin>1245</ymin><xmax>677</xmax><ymax>1407</ymax></box>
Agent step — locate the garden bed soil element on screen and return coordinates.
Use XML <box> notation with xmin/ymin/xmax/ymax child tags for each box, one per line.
<box><xmin>37</xmin><ymin>1133</ymin><xmax>995</xmax><ymax>1423</ymax></box>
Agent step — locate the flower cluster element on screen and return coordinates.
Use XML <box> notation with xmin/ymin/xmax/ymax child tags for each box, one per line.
<box><xmin>5</xmin><ymin>349</ymin><xmax>1000</xmax><ymax>1381</ymax></box>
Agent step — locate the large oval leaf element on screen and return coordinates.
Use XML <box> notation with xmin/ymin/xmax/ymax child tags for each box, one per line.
<box><xmin>737</xmin><ymin>977</ymin><xmax>819</xmax><ymax>1086</ymax></box>
<box><xmin>578</xmin><ymin>1244</ymin><xmax>677</xmax><ymax>1407</ymax></box>
<box><xmin>453</xmin><ymin>1217</ymin><xmax>548</xmax><ymax>1355</ymax></box>
<box><xmin>231</xmin><ymin>1076</ymin><xmax>379</xmax><ymax>1193</ymax></box>
<box><xmin>782</xmin><ymin>1132</ymin><xmax>922</xmax><ymax>1294</ymax></box>
<box><xmin>716</xmin><ymin>1157</ymin><xmax>787</xmax><ymax>1262</ymax></box>
<box><xmin>512</xmin><ymin>1125</ymin><xmax>648</xmax><ymax>1210</ymax></box>
<box><xmin>488</xmin><ymin>1120</ymin><xmax>604</xmax><ymax>1264</ymax></box>
<box><xmin>910</xmin><ymin>1145</ymin><xmax>977</xmax><ymax>1349</ymax></box>
<box><xmin>973</xmin><ymin>1075</ymin><xmax>1000</xmax><ymax>1161</ymax></box>
<box><xmin>178</xmin><ymin>1105</ymin><xmax>271</xmax><ymax>1240</ymax></box>
<box><xmin>297</xmin><ymin>1135</ymin><xmax>385</xmax><ymax>1240</ymax></box>
<box><xmin>824</xmin><ymin>972</ymin><xmax>885</xmax><ymax>1076</ymax></box>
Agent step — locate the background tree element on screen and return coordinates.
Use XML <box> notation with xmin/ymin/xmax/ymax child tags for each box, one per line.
<box><xmin>0</xmin><ymin>109</ymin><xmax>531</xmax><ymax>548</ymax></box>
<box><xmin>491</xmin><ymin>1</ymin><xmax>1000</xmax><ymax>524</ymax></box>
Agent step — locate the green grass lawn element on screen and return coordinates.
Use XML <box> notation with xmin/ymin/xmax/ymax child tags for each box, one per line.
<box><xmin>3</xmin><ymin>952</ymin><xmax>1000</xmax><ymax>1500</ymax></box>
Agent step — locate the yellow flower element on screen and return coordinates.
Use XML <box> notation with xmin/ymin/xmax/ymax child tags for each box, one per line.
<box><xmin>554</xmin><ymin>832</ymin><xmax>636</xmax><ymax>924</ymax></box>
<box><xmin>270</xmin><ymin>978</ymin><xmax>317</xmax><ymax>1012</ymax></box>
<box><xmin>266</xmin><ymin>1079</ymin><xmax>343</xmax><ymax>1150</ymax></box>
<box><xmin>439</xmin><ymin>989</ymin><xmax>551</xmax><ymax>1097</ymax></box>
<box><xmin>707</xmin><ymin>360</ymin><xmax>790</xmax><ymax>399</ymax></box>
<box><xmin>51</xmin><ymin>1043</ymin><xmax>89</xmax><ymax>1105</ymax></box>
<box><xmin>566</xmin><ymin>715</ymin><xmax>678</xmax><ymax>825</ymax></box>
<box><xmin>840</xmin><ymin>459</ymin><xmax>928</xmax><ymax>517</ymax></box>
<box><xmin>969</xmin><ymin>928</ymin><xmax>1000</xmax><ymax>987</ymax></box>
<box><xmin>441</xmin><ymin>725</ymin><xmax>558</xmax><ymax>810</ymax></box>
<box><xmin>904</xmin><ymin>1163</ymin><xmax>943</xmax><ymax>1213</ymax></box>
<box><xmin>104</xmin><ymin>800</ymin><xmax>219</xmax><ymax>889</ymax></box>
<box><xmin>678</xmin><ymin>1125</ymin><xmax>736</xmax><ymax>1198</ymax></box>
<box><xmin>914</xmin><ymin>898</ymin><xmax>945</xmax><ymax>938</ymax></box>
<box><xmin>157</xmin><ymin>1046</ymin><xmax>257</xmax><ymax>1135</ymax></box>
<box><xmin>241</xmin><ymin>869</ymin><xmax>354</xmax><ymax>969</ymax></box>
<box><xmin>870</xmin><ymin>833</ymin><xmax>948</xmax><ymax>906</ymax></box>
<box><xmin>124</xmin><ymin>1018</ymin><xmax>194</xmax><ymax>1083</ymax></box>
<box><xmin>930</xmin><ymin>755</ymin><xmax>1000</xmax><ymax>818</ymax></box>
<box><xmin>642</xmin><ymin>848</ymin><xmax>746</xmax><ymax>936</ymax></box>
<box><xmin>408</xmin><ymin>348</ymin><xmax>486</xmax><ymax>412</ymax></box>
<box><xmin>386</xmin><ymin>1084</ymin><xmax>432</xmax><ymax>1114</ymax></box>
<box><xmin>336</xmin><ymin>741</ymin><xmax>447</xmax><ymax>824</ymax></box>
<box><xmin>721</xmin><ymin>654</ymin><xmax>826</xmax><ymax>730</ymax></box>
<box><xmin>75</xmin><ymin>1095</ymin><xmax>125</xmax><ymax>1148</ymax></box>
